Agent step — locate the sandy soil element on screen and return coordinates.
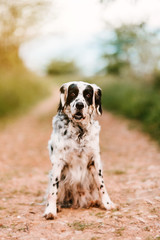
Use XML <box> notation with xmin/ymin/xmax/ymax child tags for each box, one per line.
<box><xmin>0</xmin><ymin>88</ymin><xmax>160</xmax><ymax>240</ymax></box>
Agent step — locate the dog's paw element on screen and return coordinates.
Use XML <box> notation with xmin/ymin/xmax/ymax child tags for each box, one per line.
<box><xmin>43</xmin><ymin>212</ymin><xmax>56</xmax><ymax>220</ymax></box>
<box><xmin>43</xmin><ymin>205</ymin><xmax>57</xmax><ymax>220</ymax></box>
<box><xmin>103</xmin><ymin>201</ymin><xmax>118</xmax><ymax>211</ymax></box>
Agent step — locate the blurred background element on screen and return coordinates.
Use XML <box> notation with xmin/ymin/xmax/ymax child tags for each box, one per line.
<box><xmin>1</xmin><ymin>0</ymin><xmax>160</xmax><ymax>143</ymax></box>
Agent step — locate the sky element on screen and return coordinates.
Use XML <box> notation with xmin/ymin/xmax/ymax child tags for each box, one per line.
<box><xmin>19</xmin><ymin>0</ymin><xmax>160</xmax><ymax>76</ymax></box>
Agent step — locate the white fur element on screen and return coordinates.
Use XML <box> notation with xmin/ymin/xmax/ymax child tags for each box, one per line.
<box><xmin>43</xmin><ymin>81</ymin><xmax>115</xmax><ymax>220</ymax></box>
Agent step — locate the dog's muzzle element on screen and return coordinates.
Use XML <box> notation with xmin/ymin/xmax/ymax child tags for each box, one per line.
<box><xmin>74</xmin><ymin>102</ymin><xmax>85</xmax><ymax>120</ymax></box>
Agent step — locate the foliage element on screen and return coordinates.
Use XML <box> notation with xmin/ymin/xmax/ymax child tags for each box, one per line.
<box><xmin>0</xmin><ymin>0</ymin><xmax>50</xmax><ymax>120</ymax></box>
<box><xmin>99</xmin><ymin>23</ymin><xmax>160</xmax><ymax>143</ymax></box>
<box><xmin>102</xmin><ymin>81</ymin><xmax>160</xmax><ymax>143</ymax></box>
<box><xmin>0</xmin><ymin>67</ymin><xmax>49</xmax><ymax>118</ymax></box>
<box><xmin>101</xmin><ymin>23</ymin><xmax>160</xmax><ymax>76</ymax></box>
<box><xmin>0</xmin><ymin>48</ymin><xmax>50</xmax><ymax>119</ymax></box>
<box><xmin>46</xmin><ymin>60</ymin><xmax>78</xmax><ymax>76</ymax></box>
<box><xmin>0</xmin><ymin>0</ymin><xmax>50</xmax><ymax>47</ymax></box>
<box><xmin>152</xmin><ymin>70</ymin><xmax>160</xmax><ymax>89</ymax></box>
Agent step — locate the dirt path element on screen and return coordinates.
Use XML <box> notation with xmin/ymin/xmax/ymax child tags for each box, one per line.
<box><xmin>0</xmin><ymin>87</ymin><xmax>160</xmax><ymax>240</ymax></box>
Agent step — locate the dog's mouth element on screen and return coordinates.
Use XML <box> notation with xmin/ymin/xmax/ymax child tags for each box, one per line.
<box><xmin>73</xmin><ymin>112</ymin><xmax>85</xmax><ymax>120</ymax></box>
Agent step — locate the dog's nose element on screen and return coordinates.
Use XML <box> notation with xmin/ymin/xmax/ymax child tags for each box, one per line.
<box><xmin>76</xmin><ymin>102</ymin><xmax>84</xmax><ymax>110</ymax></box>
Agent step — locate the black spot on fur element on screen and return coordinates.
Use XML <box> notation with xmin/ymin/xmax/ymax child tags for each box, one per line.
<box><xmin>56</xmin><ymin>181</ymin><xmax>59</xmax><ymax>189</ymax></box>
<box><xmin>90</xmin><ymin>160</ymin><xmax>94</xmax><ymax>166</ymax></box>
<box><xmin>47</xmin><ymin>203</ymin><xmax>49</xmax><ymax>207</ymax></box>
<box><xmin>60</xmin><ymin>85</ymin><xmax>65</xmax><ymax>94</ymax></box>
<box><xmin>107</xmin><ymin>202</ymin><xmax>109</xmax><ymax>204</ymax></box>
<box><xmin>52</xmin><ymin>193</ymin><xmax>54</xmax><ymax>195</ymax></box>
<box><xmin>78</xmin><ymin>125</ymin><xmax>85</xmax><ymax>140</ymax></box>
<box><xmin>66</xmin><ymin>84</ymin><xmax>79</xmax><ymax>106</ymax></box>
<box><xmin>64</xmin><ymin>130</ymin><xmax>67</xmax><ymax>135</ymax></box>
<box><xmin>58</xmin><ymin>86</ymin><xmax>66</xmax><ymax>111</ymax></box>
<box><xmin>100</xmin><ymin>185</ymin><xmax>103</xmax><ymax>189</ymax></box>
<box><xmin>55</xmin><ymin>177</ymin><xmax>58</xmax><ymax>182</ymax></box>
<box><xmin>87</xmin><ymin>157</ymin><xmax>94</xmax><ymax>169</ymax></box>
<box><xmin>95</xmin><ymin>88</ymin><xmax>102</xmax><ymax>114</ymax></box>
<box><xmin>58</xmin><ymin>101</ymin><xmax>63</xmax><ymax>111</ymax></box>
<box><xmin>103</xmin><ymin>192</ymin><xmax>105</xmax><ymax>194</ymax></box>
<box><xmin>51</xmin><ymin>145</ymin><xmax>53</xmax><ymax>153</ymax></box>
<box><xmin>53</xmin><ymin>183</ymin><xmax>56</xmax><ymax>187</ymax></box>
<box><xmin>83</xmin><ymin>85</ymin><xmax>93</xmax><ymax>106</ymax></box>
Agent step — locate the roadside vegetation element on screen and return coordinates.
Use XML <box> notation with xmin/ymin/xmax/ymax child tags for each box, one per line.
<box><xmin>0</xmin><ymin>47</ymin><xmax>50</xmax><ymax>120</ymax></box>
<box><xmin>102</xmin><ymin>80</ymin><xmax>160</xmax><ymax>143</ymax></box>
<box><xmin>46</xmin><ymin>60</ymin><xmax>78</xmax><ymax>76</ymax></box>
<box><xmin>0</xmin><ymin>1</ymin><xmax>50</xmax><ymax>121</ymax></box>
<box><xmin>0</xmin><ymin>65</ymin><xmax>49</xmax><ymax>119</ymax></box>
<box><xmin>96</xmin><ymin>23</ymin><xmax>160</xmax><ymax>144</ymax></box>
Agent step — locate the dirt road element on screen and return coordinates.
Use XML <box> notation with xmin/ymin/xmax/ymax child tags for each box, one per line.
<box><xmin>0</xmin><ymin>88</ymin><xmax>160</xmax><ymax>240</ymax></box>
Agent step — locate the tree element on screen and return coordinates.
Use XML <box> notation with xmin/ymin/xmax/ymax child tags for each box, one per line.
<box><xmin>0</xmin><ymin>0</ymin><xmax>51</xmax><ymax>67</ymax></box>
<box><xmin>101</xmin><ymin>23</ymin><xmax>160</xmax><ymax>76</ymax></box>
<box><xmin>0</xmin><ymin>0</ymin><xmax>50</xmax><ymax>47</ymax></box>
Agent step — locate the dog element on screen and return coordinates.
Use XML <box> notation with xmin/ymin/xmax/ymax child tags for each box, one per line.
<box><xmin>43</xmin><ymin>81</ymin><xmax>115</xmax><ymax>220</ymax></box>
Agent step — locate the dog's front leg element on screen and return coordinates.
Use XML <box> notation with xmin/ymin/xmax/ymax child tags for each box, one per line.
<box><xmin>90</xmin><ymin>154</ymin><xmax>116</xmax><ymax>210</ymax></box>
<box><xmin>43</xmin><ymin>158</ymin><xmax>64</xmax><ymax>220</ymax></box>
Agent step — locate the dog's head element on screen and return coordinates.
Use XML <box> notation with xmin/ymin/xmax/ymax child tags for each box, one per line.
<box><xmin>58</xmin><ymin>81</ymin><xmax>102</xmax><ymax>123</ymax></box>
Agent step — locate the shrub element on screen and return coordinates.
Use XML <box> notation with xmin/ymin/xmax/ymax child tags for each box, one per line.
<box><xmin>46</xmin><ymin>60</ymin><xmax>78</xmax><ymax>76</ymax></box>
<box><xmin>0</xmin><ymin>68</ymin><xmax>49</xmax><ymax>118</ymax></box>
<box><xmin>153</xmin><ymin>70</ymin><xmax>160</xmax><ymax>89</ymax></box>
<box><xmin>102</xmin><ymin>82</ymin><xmax>160</xmax><ymax>143</ymax></box>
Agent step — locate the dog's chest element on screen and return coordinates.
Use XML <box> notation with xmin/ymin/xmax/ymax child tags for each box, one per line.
<box><xmin>63</xmin><ymin>126</ymin><xmax>95</xmax><ymax>165</ymax></box>
<box><xmin>53</xmin><ymin>115</ymin><xmax>100</xmax><ymax>164</ymax></box>
<box><xmin>50</xmin><ymin>114</ymin><xmax>100</xmax><ymax>184</ymax></box>
<box><xmin>51</xmin><ymin>116</ymin><xmax>100</xmax><ymax>158</ymax></box>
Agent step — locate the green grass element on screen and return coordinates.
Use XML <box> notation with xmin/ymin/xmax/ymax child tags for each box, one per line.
<box><xmin>68</xmin><ymin>221</ymin><xmax>94</xmax><ymax>231</ymax></box>
<box><xmin>0</xmin><ymin>67</ymin><xmax>50</xmax><ymax>120</ymax></box>
<box><xmin>102</xmin><ymin>81</ymin><xmax>160</xmax><ymax>143</ymax></box>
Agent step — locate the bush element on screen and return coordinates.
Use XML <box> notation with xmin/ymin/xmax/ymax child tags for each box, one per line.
<box><xmin>46</xmin><ymin>60</ymin><xmax>78</xmax><ymax>76</ymax></box>
<box><xmin>102</xmin><ymin>82</ymin><xmax>160</xmax><ymax>143</ymax></box>
<box><xmin>0</xmin><ymin>68</ymin><xmax>49</xmax><ymax>118</ymax></box>
<box><xmin>153</xmin><ymin>70</ymin><xmax>160</xmax><ymax>89</ymax></box>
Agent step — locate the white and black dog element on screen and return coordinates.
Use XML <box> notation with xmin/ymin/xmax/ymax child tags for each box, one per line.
<box><xmin>44</xmin><ymin>81</ymin><xmax>116</xmax><ymax>220</ymax></box>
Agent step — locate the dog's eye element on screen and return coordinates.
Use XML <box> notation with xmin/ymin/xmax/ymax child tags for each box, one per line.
<box><xmin>71</xmin><ymin>93</ymin><xmax>76</xmax><ymax>97</ymax></box>
<box><xmin>86</xmin><ymin>94</ymin><xmax>91</xmax><ymax>98</ymax></box>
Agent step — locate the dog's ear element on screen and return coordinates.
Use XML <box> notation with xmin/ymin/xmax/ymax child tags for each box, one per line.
<box><xmin>94</xmin><ymin>87</ymin><xmax>102</xmax><ymax>115</ymax></box>
<box><xmin>58</xmin><ymin>83</ymin><xmax>68</xmax><ymax>111</ymax></box>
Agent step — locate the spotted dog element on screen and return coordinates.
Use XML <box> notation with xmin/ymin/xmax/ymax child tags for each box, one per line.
<box><xmin>44</xmin><ymin>81</ymin><xmax>116</xmax><ymax>220</ymax></box>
